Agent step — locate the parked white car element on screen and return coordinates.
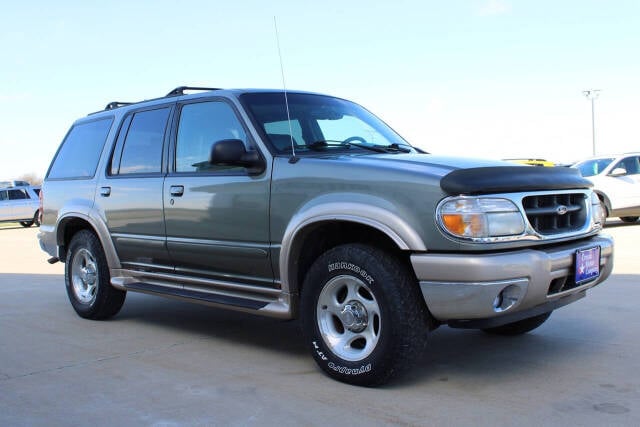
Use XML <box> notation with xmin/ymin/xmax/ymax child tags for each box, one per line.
<box><xmin>0</xmin><ymin>185</ymin><xmax>40</xmax><ymax>227</ymax></box>
<box><xmin>572</xmin><ymin>153</ymin><xmax>640</xmax><ymax>223</ymax></box>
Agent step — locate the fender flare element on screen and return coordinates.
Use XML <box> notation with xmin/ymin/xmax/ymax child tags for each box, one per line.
<box><xmin>56</xmin><ymin>209</ymin><xmax>121</xmax><ymax>270</ymax></box>
<box><xmin>278</xmin><ymin>197</ymin><xmax>427</xmax><ymax>296</ymax></box>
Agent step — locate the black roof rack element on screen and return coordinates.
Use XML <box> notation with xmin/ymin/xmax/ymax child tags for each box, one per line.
<box><xmin>104</xmin><ymin>101</ymin><xmax>133</xmax><ymax>110</ymax></box>
<box><xmin>166</xmin><ymin>86</ymin><xmax>221</xmax><ymax>97</ymax></box>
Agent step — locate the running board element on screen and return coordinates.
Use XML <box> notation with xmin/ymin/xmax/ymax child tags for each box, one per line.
<box><xmin>111</xmin><ymin>270</ymin><xmax>294</xmax><ymax>319</ymax></box>
<box><xmin>125</xmin><ymin>282</ymin><xmax>269</xmax><ymax>311</ymax></box>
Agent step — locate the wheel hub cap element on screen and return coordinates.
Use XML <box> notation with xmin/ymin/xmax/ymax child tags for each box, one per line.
<box><xmin>71</xmin><ymin>248</ymin><xmax>98</xmax><ymax>304</ymax></box>
<box><xmin>80</xmin><ymin>266</ymin><xmax>96</xmax><ymax>285</ymax></box>
<box><xmin>316</xmin><ymin>275</ymin><xmax>381</xmax><ymax>361</ymax></box>
<box><xmin>340</xmin><ymin>300</ymin><xmax>368</xmax><ymax>332</ymax></box>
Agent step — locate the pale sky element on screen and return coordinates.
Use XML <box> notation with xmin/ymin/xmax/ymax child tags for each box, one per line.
<box><xmin>1</xmin><ymin>0</ymin><xmax>639</xmax><ymax>180</ymax></box>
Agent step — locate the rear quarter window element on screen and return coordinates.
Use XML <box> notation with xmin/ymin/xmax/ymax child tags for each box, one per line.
<box><xmin>47</xmin><ymin>117</ymin><xmax>113</xmax><ymax>179</ymax></box>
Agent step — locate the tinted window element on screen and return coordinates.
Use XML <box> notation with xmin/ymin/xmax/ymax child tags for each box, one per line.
<box><xmin>0</xmin><ymin>191</ymin><xmax>7</xmax><ymax>201</ymax></box>
<box><xmin>613</xmin><ymin>156</ymin><xmax>640</xmax><ymax>175</ymax></box>
<box><xmin>241</xmin><ymin>92</ymin><xmax>412</xmax><ymax>154</ymax></box>
<box><xmin>8</xmin><ymin>189</ymin><xmax>28</xmax><ymax>200</ymax></box>
<box><xmin>175</xmin><ymin>101</ymin><xmax>248</xmax><ymax>173</ymax></box>
<box><xmin>48</xmin><ymin>118</ymin><xmax>113</xmax><ymax>179</ymax></box>
<box><xmin>574</xmin><ymin>158</ymin><xmax>614</xmax><ymax>177</ymax></box>
<box><xmin>264</xmin><ymin>120</ymin><xmax>303</xmax><ymax>150</ymax></box>
<box><xmin>114</xmin><ymin>108</ymin><xmax>171</xmax><ymax>175</ymax></box>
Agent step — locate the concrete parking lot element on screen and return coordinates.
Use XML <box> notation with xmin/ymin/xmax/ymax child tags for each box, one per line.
<box><xmin>1</xmin><ymin>222</ymin><xmax>638</xmax><ymax>426</ymax></box>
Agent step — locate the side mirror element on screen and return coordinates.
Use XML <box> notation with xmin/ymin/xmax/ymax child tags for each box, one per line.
<box><xmin>609</xmin><ymin>167</ymin><xmax>627</xmax><ymax>177</ymax></box>
<box><xmin>210</xmin><ymin>139</ymin><xmax>265</xmax><ymax>175</ymax></box>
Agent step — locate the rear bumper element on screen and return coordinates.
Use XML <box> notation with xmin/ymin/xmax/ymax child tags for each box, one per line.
<box><xmin>410</xmin><ymin>234</ymin><xmax>614</xmax><ymax>325</ymax></box>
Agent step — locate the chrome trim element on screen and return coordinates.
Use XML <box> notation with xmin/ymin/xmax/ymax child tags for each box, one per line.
<box><xmin>111</xmin><ymin>269</ymin><xmax>293</xmax><ymax>319</ymax></box>
<box><xmin>113</xmin><ymin>269</ymin><xmax>281</xmax><ymax>296</ymax></box>
<box><xmin>436</xmin><ymin>189</ymin><xmax>601</xmax><ymax>244</ymax></box>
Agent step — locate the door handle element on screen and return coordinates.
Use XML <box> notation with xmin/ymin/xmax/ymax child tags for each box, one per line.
<box><xmin>170</xmin><ymin>185</ymin><xmax>184</xmax><ymax>197</ymax></box>
<box><xmin>100</xmin><ymin>187</ymin><xmax>111</xmax><ymax>197</ymax></box>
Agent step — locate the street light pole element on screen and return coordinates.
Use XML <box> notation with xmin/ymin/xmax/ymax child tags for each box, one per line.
<box><xmin>583</xmin><ymin>89</ymin><xmax>600</xmax><ymax>156</ymax></box>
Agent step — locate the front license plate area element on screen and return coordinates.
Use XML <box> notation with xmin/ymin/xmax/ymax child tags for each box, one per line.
<box><xmin>575</xmin><ymin>246</ymin><xmax>601</xmax><ymax>284</ymax></box>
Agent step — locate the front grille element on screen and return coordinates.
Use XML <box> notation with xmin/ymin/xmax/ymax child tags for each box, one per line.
<box><xmin>522</xmin><ymin>193</ymin><xmax>587</xmax><ymax>235</ymax></box>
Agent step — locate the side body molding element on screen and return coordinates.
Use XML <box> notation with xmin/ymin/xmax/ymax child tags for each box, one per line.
<box><xmin>278</xmin><ymin>197</ymin><xmax>427</xmax><ymax>297</ymax></box>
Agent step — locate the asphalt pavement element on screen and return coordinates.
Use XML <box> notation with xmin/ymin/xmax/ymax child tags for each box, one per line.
<box><xmin>0</xmin><ymin>221</ymin><xmax>638</xmax><ymax>426</ymax></box>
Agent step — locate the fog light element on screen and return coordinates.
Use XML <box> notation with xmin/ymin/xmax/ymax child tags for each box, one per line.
<box><xmin>493</xmin><ymin>284</ymin><xmax>523</xmax><ymax>312</ymax></box>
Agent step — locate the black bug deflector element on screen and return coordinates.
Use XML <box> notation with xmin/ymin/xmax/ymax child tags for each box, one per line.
<box><xmin>440</xmin><ymin>166</ymin><xmax>592</xmax><ymax>195</ymax></box>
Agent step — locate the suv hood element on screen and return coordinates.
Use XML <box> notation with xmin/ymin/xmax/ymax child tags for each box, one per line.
<box><xmin>302</xmin><ymin>153</ymin><xmax>592</xmax><ymax>195</ymax></box>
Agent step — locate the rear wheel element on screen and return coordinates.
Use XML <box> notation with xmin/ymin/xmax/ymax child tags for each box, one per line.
<box><xmin>32</xmin><ymin>210</ymin><xmax>40</xmax><ymax>227</ymax></box>
<box><xmin>620</xmin><ymin>216</ymin><xmax>639</xmax><ymax>223</ymax></box>
<box><xmin>482</xmin><ymin>312</ymin><xmax>552</xmax><ymax>336</ymax></box>
<box><xmin>65</xmin><ymin>230</ymin><xmax>126</xmax><ymax>319</ymax></box>
<box><xmin>301</xmin><ymin>244</ymin><xmax>430</xmax><ymax>386</ymax></box>
<box><xmin>19</xmin><ymin>221</ymin><xmax>33</xmax><ymax>227</ymax></box>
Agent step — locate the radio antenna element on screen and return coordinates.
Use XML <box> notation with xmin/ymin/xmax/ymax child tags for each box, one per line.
<box><xmin>273</xmin><ymin>16</ymin><xmax>298</xmax><ymax>163</ymax></box>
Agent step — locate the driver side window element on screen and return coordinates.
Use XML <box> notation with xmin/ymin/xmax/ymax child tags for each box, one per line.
<box><xmin>613</xmin><ymin>157</ymin><xmax>640</xmax><ymax>176</ymax></box>
<box><xmin>176</xmin><ymin>101</ymin><xmax>249</xmax><ymax>173</ymax></box>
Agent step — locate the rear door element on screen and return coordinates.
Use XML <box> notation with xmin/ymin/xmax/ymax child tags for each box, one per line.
<box><xmin>7</xmin><ymin>188</ymin><xmax>32</xmax><ymax>220</ymax></box>
<box><xmin>163</xmin><ymin>99</ymin><xmax>273</xmax><ymax>287</ymax></box>
<box><xmin>99</xmin><ymin>104</ymin><xmax>174</xmax><ymax>272</ymax></box>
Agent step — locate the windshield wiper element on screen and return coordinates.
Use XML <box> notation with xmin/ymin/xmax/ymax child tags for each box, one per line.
<box><xmin>307</xmin><ymin>140</ymin><xmax>351</xmax><ymax>150</ymax></box>
<box><xmin>347</xmin><ymin>141</ymin><xmax>413</xmax><ymax>153</ymax></box>
<box><xmin>306</xmin><ymin>140</ymin><xmax>412</xmax><ymax>154</ymax></box>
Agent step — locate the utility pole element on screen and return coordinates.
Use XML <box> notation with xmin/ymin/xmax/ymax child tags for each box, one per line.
<box><xmin>582</xmin><ymin>89</ymin><xmax>600</xmax><ymax>156</ymax></box>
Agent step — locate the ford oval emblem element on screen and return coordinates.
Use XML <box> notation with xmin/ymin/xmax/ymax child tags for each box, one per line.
<box><xmin>557</xmin><ymin>205</ymin><xmax>568</xmax><ymax>215</ymax></box>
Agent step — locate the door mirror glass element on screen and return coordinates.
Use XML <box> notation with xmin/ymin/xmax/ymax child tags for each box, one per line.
<box><xmin>609</xmin><ymin>167</ymin><xmax>627</xmax><ymax>177</ymax></box>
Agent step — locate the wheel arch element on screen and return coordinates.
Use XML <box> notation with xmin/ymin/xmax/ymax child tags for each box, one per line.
<box><xmin>279</xmin><ymin>202</ymin><xmax>427</xmax><ymax>316</ymax></box>
<box><xmin>56</xmin><ymin>212</ymin><xmax>120</xmax><ymax>269</ymax></box>
<box><xmin>594</xmin><ymin>190</ymin><xmax>612</xmax><ymax>216</ymax></box>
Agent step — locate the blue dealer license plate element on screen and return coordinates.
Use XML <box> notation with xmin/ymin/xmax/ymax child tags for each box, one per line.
<box><xmin>575</xmin><ymin>246</ymin><xmax>601</xmax><ymax>284</ymax></box>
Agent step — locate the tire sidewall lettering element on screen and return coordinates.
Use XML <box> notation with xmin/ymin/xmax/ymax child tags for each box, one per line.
<box><xmin>327</xmin><ymin>261</ymin><xmax>374</xmax><ymax>285</ymax></box>
<box><xmin>311</xmin><ymin>341</ymin><xmax>372</xmax><ymax>376</ymax></box>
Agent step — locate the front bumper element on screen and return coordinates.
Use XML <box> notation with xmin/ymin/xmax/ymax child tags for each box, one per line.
<box><xmin>411</xmin><ymin>235</ymin><xmax>614</xmax><ymax>326</ymax></box>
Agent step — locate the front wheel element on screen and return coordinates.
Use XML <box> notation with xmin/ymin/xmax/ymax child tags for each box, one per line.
<box><xmin>65</xmin><ymin>230</ymin><xmax>126</xmax><ymax>319</ymax></box>
<box><xmin>482</xmin><ymin>312</ymin><xmax>552</xmax><ymax>336</ymax></box>
<box><xmin>301</xmin><ymin>244</ymin><xmax>430</xmax><ymax>386</ymax></box>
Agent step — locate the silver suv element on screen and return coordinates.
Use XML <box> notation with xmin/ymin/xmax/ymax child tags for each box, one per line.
<box><xmin>572</xmin><ymin>153</ymin><xmax>640</xmax><ymax>223</ymax></box>
<box><xmin>39</xmin><ymin>87</ymin><xmax>614</xmax><ymax>385</ymax></box>
<box><xmin>0</xmin><ymin>185</ymin><xmax>40</xmax><ymax>227</ymax></box>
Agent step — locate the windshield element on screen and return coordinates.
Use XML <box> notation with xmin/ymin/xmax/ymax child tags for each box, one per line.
<box><xmin>573</xmin><ymin>158</ymin><xmax>614</xmax><ymax>177</ymax></box>
<box><xmin>241</xmin><ymin>92</ymin><xmax>414</xmax><ymax>154</ymax></box>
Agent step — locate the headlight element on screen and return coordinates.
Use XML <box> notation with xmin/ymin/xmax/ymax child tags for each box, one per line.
<box><xmin>590</xmin><ymin>192</ymin><xmax>605</xmax><ymax>228</ymax></box>
<box><xmin>437</xmin><ymin>197</ymin><xmax>525</xmax><ymax>240</ymax></box>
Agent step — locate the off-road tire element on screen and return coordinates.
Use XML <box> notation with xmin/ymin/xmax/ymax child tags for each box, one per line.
<box><xmin>482</xmin><ymin>311</ymin><xmax>552</xmax><ymax>336</ymax></box>
<box><xmin>65</xmin><ymin>230</ymin><xmax>126</xmax><ymax>320</ymax></box>
<box><xmin>301</xmin><ymin>244</ymin><xmax>430</xmax><ymax>386</ymax></box>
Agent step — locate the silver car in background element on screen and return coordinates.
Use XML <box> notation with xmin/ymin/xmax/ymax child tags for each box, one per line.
<box><xmin>0</xmin><ymin>185</ymin><xmax>41</xmax><ymax>227</ymax></box>
<box><xmin>572</xmin><ymin>152</ymin><xmax>640</xmax><ymax>223</ymax></box>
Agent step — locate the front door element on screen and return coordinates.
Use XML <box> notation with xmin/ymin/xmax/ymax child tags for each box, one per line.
<box><xmin>163</xmin><ymin>99</ymin><xmax>273</xmax><ymax>287</ymax></box>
